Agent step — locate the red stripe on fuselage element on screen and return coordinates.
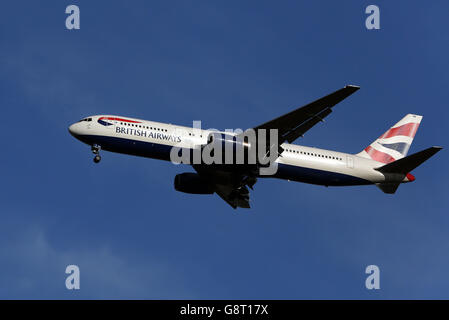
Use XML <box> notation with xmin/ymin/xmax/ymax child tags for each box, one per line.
<box><xmin>364</xmin><ymin>146</ymin><xmax>396</xmax><ymax>163</ymax></box>
<box><xmin>98</xmin><ymin>117</ymin><xmax>141</xmax><ymax>123</ymax></box>
<box><xmin>379</xmin><ymin>122</ymin><xmax>419</xmax><ymax>139</ymax></box>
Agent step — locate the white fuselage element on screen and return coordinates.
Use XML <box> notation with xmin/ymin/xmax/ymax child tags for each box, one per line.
<box><xmin>69</xmin><ymin>115</ymin><xmax>413</xmax><ymax>186</ymax></box>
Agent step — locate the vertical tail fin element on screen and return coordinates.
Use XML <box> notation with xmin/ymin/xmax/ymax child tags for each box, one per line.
<box><xmin>357</xmin><ymin>114</ymin><xmax>422</xmax><ymax>164</ymax></box>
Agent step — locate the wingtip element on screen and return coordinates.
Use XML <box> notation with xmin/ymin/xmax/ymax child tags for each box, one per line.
<box><xmin>346</xmin><ymin>84</ymin><xmax>360</xmax><ymax>89</ymax></box>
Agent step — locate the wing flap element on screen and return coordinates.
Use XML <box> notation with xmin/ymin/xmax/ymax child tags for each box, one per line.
<box><xmin>283</xmin><ymin>107</ymin><xmax>333</xmax><ymax>143</ymax></box>
<box><xmin>215</xmin><ymin>184</ymin><xmax>251</xmax><ymax>209</ymax></box>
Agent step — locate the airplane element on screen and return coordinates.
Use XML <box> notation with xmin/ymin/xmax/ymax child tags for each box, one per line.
<box><xmin>68</xmin><ymin>85</ymin><xmax>442</xmax><ymax>208</ymax></box>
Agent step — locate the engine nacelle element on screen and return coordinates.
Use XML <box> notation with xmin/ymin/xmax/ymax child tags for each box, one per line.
<box><xmin>174</xmin><ymin>173</ymin><xmax>214</xmax><ymax>194</ymax></box>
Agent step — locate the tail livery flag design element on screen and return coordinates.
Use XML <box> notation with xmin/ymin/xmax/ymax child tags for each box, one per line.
<box><xmin>357</xmin><ymin>114</ymin><xmax>422</xmax><ymax>164</ymax></box>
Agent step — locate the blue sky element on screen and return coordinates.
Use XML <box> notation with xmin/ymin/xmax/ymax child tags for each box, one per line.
<box><xmin>0</xmin><ymin>0</ymin><xmax>448</xmax><ymax>299</ymax></box>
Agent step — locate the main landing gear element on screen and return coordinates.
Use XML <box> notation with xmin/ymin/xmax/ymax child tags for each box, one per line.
<box><xmin>91</xmin><ymin>144</ymin><xmax>101</xmax><ymax>163</ymax></box>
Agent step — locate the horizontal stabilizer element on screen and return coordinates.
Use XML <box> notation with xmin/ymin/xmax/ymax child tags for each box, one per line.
<box><xmin>376</xmin><ymin>182</ymin><xmax>401</xmax><ymax>194</ymax></box>
<box><xmin>375</xmin><ymin>146</ymin><xmax>442</xmax><ymax>174</ymax></box>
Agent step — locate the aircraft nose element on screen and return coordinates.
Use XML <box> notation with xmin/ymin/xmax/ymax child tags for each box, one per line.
<box><xmin>68</xmin><ymin>123</ymin><xmax>81</xmax><ymax>137</ymax></box>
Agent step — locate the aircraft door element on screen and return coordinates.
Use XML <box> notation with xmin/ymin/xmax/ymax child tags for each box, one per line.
<box><xmin>346</xmin><ymin>156</ymin><xmax>354</xmax><ymax>169</ymax></box>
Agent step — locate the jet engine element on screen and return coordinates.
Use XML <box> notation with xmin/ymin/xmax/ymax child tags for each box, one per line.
<box><xmin>174</xmin><ymin>173</ymin><xmax>214</xmax><ymax>194</ymax></box>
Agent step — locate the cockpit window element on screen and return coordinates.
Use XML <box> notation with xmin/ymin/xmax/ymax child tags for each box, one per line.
<box><xmin>78</xmin><ymin>117</ymin><xmax>92</xmax><ymax>122</ymax></box>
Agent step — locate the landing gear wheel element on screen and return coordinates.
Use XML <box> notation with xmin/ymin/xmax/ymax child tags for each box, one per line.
<box><xmin>91</xmin><ymin>144</ymin><xmax>102</xmax><ymax>163</ymax></box>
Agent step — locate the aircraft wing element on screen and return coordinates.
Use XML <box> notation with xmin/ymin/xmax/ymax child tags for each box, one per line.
<box><xmin>192</xmin><ymin>85</ymin><xmax>360</xmax><ymax>209</ymax></box>
<box><xmin>251</xmin><ymin>85</ymin><xmax>360</xmax><ymax>154</ymax></box>
<box><xmin>193</xmin><ymin>165</ymin><xmax>255</xmax><ymax>209</ymax></box>
<box><xmin>214</xmin><ymin>184</ymin><xmax>251</xmax><ymax>209</ymax></box>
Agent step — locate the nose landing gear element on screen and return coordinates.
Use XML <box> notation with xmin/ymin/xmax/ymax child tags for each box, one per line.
<box><xmin>94</xmin><ymin>155</ymin><xmax>101</xmax><ymax>163</ymax></box>
<box><xmin>91</xmin><ymin>144</ymin><xmax>102</xmax><ymax>163</ymax></box>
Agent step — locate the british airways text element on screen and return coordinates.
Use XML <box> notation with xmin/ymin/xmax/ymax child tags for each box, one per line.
<box><xmin>115</xmin><ymin>126</ymin><xmax>181</xmax><ymax>143</ymax></box>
